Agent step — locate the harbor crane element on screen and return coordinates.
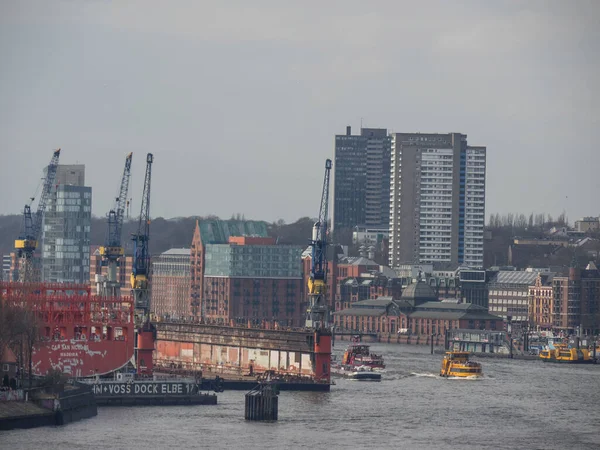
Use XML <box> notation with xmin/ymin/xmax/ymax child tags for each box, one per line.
<box><xmin>98</xmin><ymin>152</ymin><xmax>133</xmax><ymax>297</ymax></box>
<box><xmin>305</xmin><ymin>158</ymin><xmax>332</xmax><ymax>330</ymax></box>
<box><xmin>131</xmin><ymin>153</ymin><xmax>153</xmax><ymax>320</ymax></box>
<box><xmin>14</xmin><ymin>148</ymin><xmax>61</xmax><ymax>282</ymax></box>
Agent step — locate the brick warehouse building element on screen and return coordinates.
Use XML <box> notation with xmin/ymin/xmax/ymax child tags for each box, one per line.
<box><xmin>190</xmin><ymin>220</ymin><xmax>305</xmax><ymax>325</ymax></box>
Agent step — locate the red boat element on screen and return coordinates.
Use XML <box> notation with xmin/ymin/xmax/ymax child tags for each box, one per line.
<box><xmin>1</xmin><ymin>282</ymin><xmax>135</xmax><ymax>378</ymax></box>
<box><xmin>341</xmin><ymin>341</ymin><xmax>385</xmax><ymax>369</ymax></box>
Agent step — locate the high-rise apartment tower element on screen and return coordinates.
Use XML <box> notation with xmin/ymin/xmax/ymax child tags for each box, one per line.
<box><xmin>389</xmin><ymin>133</ymin><xmax>486</xmax><ymax>268</ymax></box>
<box><xmin>332</xmin><ymin>126</ymin><xmax>391</xmax><ymax>231</ymax></box>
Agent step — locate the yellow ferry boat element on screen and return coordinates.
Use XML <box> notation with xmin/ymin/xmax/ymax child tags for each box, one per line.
<box><xmin>440</xmin><ymin>351</ymin><xmax>483</xmax><ymax>378</ymax></box>
<box><xmin>539</xmin><ymin>344</ymin><xmax>594</xmax><ymax>364</ymax></box>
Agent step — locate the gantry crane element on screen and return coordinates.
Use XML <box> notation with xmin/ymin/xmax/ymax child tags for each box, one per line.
<box><xmin>14</xmin><ymin>148</ymin><xmax>61</xmax><ymax>282</ymax></box>
<box><xmin>305</xmin><ymin>158</ymin><xmax>332</xmax><ymax>330</ymax></box>
<box><xmin>131</xmin><ymin>153</ymin><xmax>153</xmax><ymax>319</ymax></box>
<box><xmin>98</xmin><ymin>152</ymin><xmax>133</xmax><ymax>297</ymax></box>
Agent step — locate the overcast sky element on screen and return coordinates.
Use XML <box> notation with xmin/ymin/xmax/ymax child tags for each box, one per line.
<box><xmin>1</xmin><ymin>0</ymin><xmax>598</xmax><ymax>224</ymax></box>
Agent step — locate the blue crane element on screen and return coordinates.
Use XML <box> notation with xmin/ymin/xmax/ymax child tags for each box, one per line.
<box><xmin>14</xmin><ymin>148</ymin><xmax>61</xmax><ymax>282</ymax></box>
<box><xmin>131</xmin><ymin>153</ymin><xmax>153</xmax><ymax>314</ymax></box>
<box><xmin>99</xmin><ymin>152</ymin><xmax>133</xmax><ymax>296</ymax></box>
<box><xmin>306</xmin><ymin>158</ymin><xmax>332</xmax><ymax>329</ymax></box>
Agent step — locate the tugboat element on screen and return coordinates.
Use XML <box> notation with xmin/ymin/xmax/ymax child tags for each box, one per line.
<box><xmin>440</xmin><ymin>351</ymin><xmax>483</xmax><ymax>378</ymax></box>
<box><xmin>539</xmin><ymin>343</ymin><xmax>595</xmax><ymax>364</ymax></box>
<box><xmin>341</xmin><ymin>339</ymin><xmax>385</xmax><ymax>369</ymax></box>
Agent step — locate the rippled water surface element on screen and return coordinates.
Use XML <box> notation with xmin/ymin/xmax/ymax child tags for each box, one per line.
<box><xmin>3</xmin><ymin>343</ymin><xmax>599</xmax><ymax>449</ymax></box>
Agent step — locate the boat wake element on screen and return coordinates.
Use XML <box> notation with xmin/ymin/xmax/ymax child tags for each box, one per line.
<box><xmin>409</xmin><ymin>372</ymin><xmax>438</xmax><ymax>378</ymax></box>
<box><xmin>445</xmin><ymin>375</ymin><xmax>483</xmax><ymax>380</ymax></box>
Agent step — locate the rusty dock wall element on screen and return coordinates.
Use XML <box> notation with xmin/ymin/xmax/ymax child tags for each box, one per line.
<box><xmin>154</xmin><ymin>322</ymin><xmax>319</xmax><ymax>377</ymax></box>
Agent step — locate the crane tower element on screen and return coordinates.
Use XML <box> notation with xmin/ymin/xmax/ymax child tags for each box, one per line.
<box><xmin>98</xmin><ymin>152</ymin><xmax>133</xmax><ymax>297</ymax></box>
<box><xmin>14</xmin><ymin>148</ymin><xmax>61</xmax><ymax>283</ymax></box>
<box><xmin>305</xmin><ymin>159</ymin><xmax>332</xmax><ymax>330</ymax></box>
<box><xmin>131</xmin><ymin>153</ymin><xmax>153</xmax><ymax>321</ymax></box>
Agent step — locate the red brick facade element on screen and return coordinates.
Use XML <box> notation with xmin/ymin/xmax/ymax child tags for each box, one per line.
<box><xmin>203</xmin><ymin>277</ymin><xmax>305</xmax><ymax>326</ymax></box>
<box><xmin>335</xmin><ymin>313</ymin><xmax>399</xmax><ymax>334</ymax></box>
<box><xmin>190</xmin><ymin>222</ymin><xmax>203</xmax><ymax>317</ymax></box>
<box><xmin>528</xmin><ymin>274</ymin><xmax>554</xmax><ymax>330</ymax></box>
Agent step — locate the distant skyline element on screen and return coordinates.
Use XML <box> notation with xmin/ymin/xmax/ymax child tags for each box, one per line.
<box><xmin>0</xmin><ymin>1</ymin><xmax>598</xmax><ymax>223</ymax></box>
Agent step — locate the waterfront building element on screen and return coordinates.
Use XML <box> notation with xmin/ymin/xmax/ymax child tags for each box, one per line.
<box><xmin>190</xmin><ymin>220</ymin><xmax>305</xmax><ymax>326</ymax></box>
<box><xmin>41</xmin><ymin>164</ymin><xmax>91</xmax><ymax>284</ymax></box>
<box><xmin>190</xmin><ymin>219</ymin><xmax>269</xmax><ymax>318</ymax></box>
<box><xmin>388</xmin><ymin>133</ymin><xmax>486</xmax><ymax>268</ymax></box>
<box><xmin>528</xmin><ymin>272</ymin><xmax>555</xmax><ymax>330</ymax></box>
<box><xmin>150</xmin><ymin>248</ymin><xmax>191</xmax><ymax>320</ymax></box>
<box><xmin>332</xmin><ymin>126</ymin><xmax>391</xmax><ymax>231</ymax></box>
<box><xmin>487</xmin><ymin>270</ymin><xmax>539</xmax><ymax>324</ymax></box>
<box><xmin>552</xmin><ymin>261</ymin><xmax>600</xmax><ymax>335</ymax></box>
<box><xmin>398</xmin><ymin>302</ymin><xmax>502</xmax><ymax>336</ymax></box>
<box><xmin>333</xmin><ymin>297</ymin><xmax>400</xmax><ymax>334</ymax></box>
<box><xmin>203</xmin><ymin>237</ymin><xmax>303</xmax><ymax>326</ymax></box>
<box><xmin>333</xmin><ymin>280</ymin><xmax>502</xmax><ymax>336</ymax></box>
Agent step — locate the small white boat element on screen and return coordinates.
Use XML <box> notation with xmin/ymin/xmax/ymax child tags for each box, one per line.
<box><xmin>343</xmin><ymin>365</ymin><xmax>382</xmax><ymax>381</ymax></box>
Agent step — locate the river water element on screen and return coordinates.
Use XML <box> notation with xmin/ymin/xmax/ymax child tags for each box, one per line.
<box><xmin>2</xmin><ymin>343</ymin><xmax>599</xmax><ymax>450</ymax></box>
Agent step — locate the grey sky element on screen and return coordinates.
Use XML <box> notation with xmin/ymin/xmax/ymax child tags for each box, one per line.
<box><xmin>1</xmin><ymin>0</ymin><xmax>598</xmax><ymax>224</ymax></box>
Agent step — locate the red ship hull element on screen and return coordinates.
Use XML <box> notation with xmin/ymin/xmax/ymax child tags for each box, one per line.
<box><xmin>32</xmin><ymin>338</ymin><xmax>134</xmax><ymax>378</ymax></box>
<box><xmin>1</xmin><ymin>282</ymin><xmax>135</xmax><ymax>379</ymax></box>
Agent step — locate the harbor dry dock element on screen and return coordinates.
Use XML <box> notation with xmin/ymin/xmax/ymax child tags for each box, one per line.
<box><xmin>245</xmin><ymin>383</ymin><xmax>279</xmax><ymax>421</ymax></box>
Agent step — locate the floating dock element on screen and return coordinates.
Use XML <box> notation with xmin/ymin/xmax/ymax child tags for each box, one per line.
<box><xmin>153</xmin><ymin>321</ymin><xmax>332</xmax><ymax>391</ymax></box>
<box><xmin>88</xmin><ymin>380</ymin><xmax>218</xmax><ymax>406</ymax></box>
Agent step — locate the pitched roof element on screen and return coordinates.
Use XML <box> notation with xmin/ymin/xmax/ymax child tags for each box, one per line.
<box><xmin>352</xmin><ymin>297</ymin><xmax>395</xmax><ymax>308</ymax></box>
<box><xmin>416</xmin><ymin>301</ymin><xmax>487</xmax><ymax>312</ymax></box>
<box><xmin>490</xmin><ymin>270</ymin><xmax>540</xmax><ymax>286</ymax></box>
<box><xmin>162</xmin><ymin>248</ymin><xmax>191</xmax><ymax>256</ymax></box>
<box><xmin>408</xmin><ymin>310</ymin><xmax>502</xmax><ymax>321</ymax></box>
<box><xmin>333</xmin><ymin>308</ymin><xmax>388</xmax><ymax>317</ymax></box>
<box><xmin>1</xmin><ymin>345</ymin><xmax>17</xmax><ymax>363</ymax></box>
<box><xmin>338</xmin><ymin>256</ymin><xmax>379</xmax><ymax>267</ymax></box>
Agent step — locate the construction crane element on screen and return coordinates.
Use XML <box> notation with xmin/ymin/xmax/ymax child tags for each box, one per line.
<box><xmin>14</xmin><ymin>148</ymin><xmax>61</xmax><ymax>282</ymax></box>
<box><xmin>98</xmin><ymin>152</ymin><xmax>133</xmax><ymax>297</ymax></box>
<box><xmin>305</xmin><ymin>158</ymin><xmax>332</xmax><ymax>330</ymax></box>
<box><xmin>131</xmin><ymin>153</ymin><xmax>153</xmax><ymax>318</ymax></box>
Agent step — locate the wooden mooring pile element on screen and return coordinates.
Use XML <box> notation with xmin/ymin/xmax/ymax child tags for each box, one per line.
<box><xmin>244</xmin><ymin>382</ymin><xmax>279</xmax><ymax>421</ymax></box>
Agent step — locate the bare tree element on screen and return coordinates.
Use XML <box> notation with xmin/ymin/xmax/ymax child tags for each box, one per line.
<box><xmin>21</xmin><ymin>309</ymin><xmax>40</xmax><ymax>388</ymax></box>
<box><xmin>515</xmin><ymin>214</ymin><xmax>527</xmax><ymax>230</ymax></box>
<box><xmin>0</xmin><ymin>297</ymin><xmax>41</xmax><ymax>388</ymax></box>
